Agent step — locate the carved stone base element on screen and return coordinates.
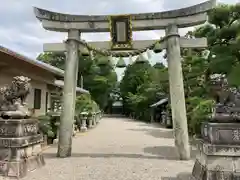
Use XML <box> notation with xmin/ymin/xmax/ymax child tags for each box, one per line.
<box><xmin>192</xmin><ymin>140</ymin><xmax>240</xmax><ymax>180</ymax></box>
<box><xmin>0</xmin><ymin>118</ymin><xmax>45</xmax><ymax>178</ymax></box>
<box><xmin>0</xmin><ymin>119</ymin><xmax>39</xmax><ymax>137</ymax></box>
<box><xmin>80</xmin><ymin>119</ymin><xmax>87</xmax><ymax>132</ymax></box>
<box><xmin>0</xmin><ymin>154</ymin><xmax>45</xmax><ymax>178</ymax></box>
<box><xmin>201</xmin><ymin>122</ymin><xmax>240</xmax><ymax>145</ymax></box>
<box><xmin>191</xmin><ymin>159</ymin><xmax>240</xmax><ymax>180</ymax></box>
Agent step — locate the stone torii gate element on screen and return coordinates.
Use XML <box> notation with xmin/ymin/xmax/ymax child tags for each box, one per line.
<box><xmin>34</xmin><ymin>0</ymin><xmax>216</xmax><ymax>159</ymax></box>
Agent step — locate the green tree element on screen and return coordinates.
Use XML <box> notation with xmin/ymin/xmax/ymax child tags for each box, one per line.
<box><xmin>153</xmin><ymin>62</ymin><xmax>169</xmax><ymax>94</ymax></box>
<box><xmin>120</xmin><ymin>62</ymin><xmax>154</xmax><ymax>97</ymax></box>
<box><xmin>176</xmin><ymin>3</ymin><xmax>240</xmax><ymax>135</ymax></box>
<box><xmin>37</xmin><ymin>52</ymin><xmax>65</xmax><ymax>70</ymax></box>
<box><xmin>193</xmin><ymin>3</ymin><xmax>240</xmax><ymax>86</ymax></box>
<box><xmin>120</xmin><ymin>61</ymin><xmax>165</xmax><ymax>121</ymax></box>
<box><xmin>37</xmin><ymin>52</ymin><xmax>117</xmax><ymax>110</ymax></box>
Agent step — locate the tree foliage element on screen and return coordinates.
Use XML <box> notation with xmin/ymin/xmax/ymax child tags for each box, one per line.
<box><xmin>75</xmin><ymin>94</ymin><xmax>99</xmax><ymax>114</ymax></box>
<box><xmin>182</xmin><ymin>3</ymin><xmax>240</xmax><ymax>135</ymax></box>
<box><xmin>37</xmin><ymin>52</ymin><xmax>65</xmax><ymax>70</ymax></box>
<box><xmin>120</xmin><ymin>62</ymin><xmax>165</xmax><ymax>121</ymax></box>
<box><xmin>37</xmin><ymin>52</ymin><xmax>117</xmax><ymax>110</ymax></box>
<box><xmin>194</xmin><ymin>3</ymin><xmax>240</xmax><ymax>85</ymax></box>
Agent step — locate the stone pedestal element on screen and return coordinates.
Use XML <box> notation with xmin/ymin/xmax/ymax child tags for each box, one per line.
<box><xmin>95</xmin><ymin>113</ymin><xmax>99</xmax><ymax>124</ymax></box>
<box><xmin>76</xmin><ymin>117</ymin><xmax>82</xmax><ymax>131</ymax></box>
<box><xmin>92</xmin><ymin>113</ymin><xmax>96</xmax><ymax>127</ymax></box>
<box><xmin>79</xmin><ymin>112</ymin><xmax>88</xmax><ymax>132</ymax></box>
<box><xmin>0</xmin><ymin>118</ymin><xmax>45</xmax><ymax>178</ymax></box>
<box><xmin>53</xmin><ymin>121</ymin><xmax>60</xmax><ymax>145</ymax></box>
<box><xmin>72</xmin><ymin>120</ymin><xmax>77</xmax><ymax>136</ymax></box>
<box><xmin>192</xmin><ymin>122</ymin><xmax>240</xmax><ymax>180</ymax></box>
<box><xmin>53</xmin><ymin>128</ymin><xmax>60</xmax><ymax>145</ymax></box>
<box><xmin>80</xmin><ymin>118</ymin><xmax>87</xmax><ymax>132</ymax></box>
<box><xmin>87</xmin><ymin>115</ymin><xmax>93</xmax><ymax>128</ymax></box>
<box><xmin>96</xmin><ymin>111</ymin><xmax>101</xmax><ymax>123</ymax></box>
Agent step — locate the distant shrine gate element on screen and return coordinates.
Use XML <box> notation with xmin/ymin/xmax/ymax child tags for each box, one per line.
<box><xmin>34</xmin><ymin>0</ymin><xmax>216</xmax><ymax>159</ymax></box>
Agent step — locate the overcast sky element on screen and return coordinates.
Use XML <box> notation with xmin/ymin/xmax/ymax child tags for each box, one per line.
<box><xmin>0</xmin><ymin>0</ymin><xmax>238</xmax><ymax>80</ymax></box>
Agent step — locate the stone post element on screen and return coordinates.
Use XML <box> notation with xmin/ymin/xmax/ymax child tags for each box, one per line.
<box><xmin>95</xmin><ymin>112</ymin><xmax>98</xmax><ymax>124</ymax></box>
<box><xmin>53</xmin><ymin>121</ymin><xmax>60</xmax><ymax>145</ymax></box>
<box><xmin>87</xmin><ymin>113</ymin><xmax>93</xmax><ymax>128</ymax></box>
<box><xmin>80</xmin><ymin>112</ymin><xmax>88</xmax><ymax>132</ymax></box>
<box><xmin>165</xmin><ymin>24</ymin><xmax>190</xmax><ymax>160</ymax></box>
<box><xmin>92</xmin><ymin>112</ymin><xmax>96</xmax><ymax>127</ymax></box>
<box><xmin>57</xmin><ymin>29</ymin><xmax>80</xmax><ymax>158</ymax></box>
<box><xmin>150</xmin><ymin>108</ymin><xmax>154</xmax><ymax>123</ymax></box>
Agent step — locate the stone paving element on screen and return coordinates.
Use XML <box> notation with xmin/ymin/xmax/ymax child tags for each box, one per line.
<box><xmin>21</xmin><ymin>117</ymin><xmax>196</xmax><ymax>180</ymax></box>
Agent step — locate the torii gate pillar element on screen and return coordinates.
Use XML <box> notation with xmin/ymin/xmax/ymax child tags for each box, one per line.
<box><xmin>58</xmin><ymin>29</ymin><xmax>80</xmax><ymax>157</ymax></box>
<box><xmin>166</xmin><ymin>24</ymin><xmax>190</xmax><ymax>160</ymax></box>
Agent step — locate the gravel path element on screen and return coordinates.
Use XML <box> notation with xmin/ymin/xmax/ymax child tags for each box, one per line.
<box><xmin>22</xmin><ymin>117</ymin><xmax>195</xmax><ymax>180</ymax></box>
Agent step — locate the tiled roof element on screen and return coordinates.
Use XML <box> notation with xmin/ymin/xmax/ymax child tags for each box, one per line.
<box><xmin>150</xmin><ymin>98</ymin><xmax>168</xmax><ymax>108</ymax></box>
<box><xmin>0</xmin><ymin>45</ymin><xmax>89</xmax><ymax>94</ymax></box>
<box><xmin>0</xmin><ymin>45</ymin><xmax>64</xmax><ymax>77</ymax></box>
<box><xmin>54</xmin><ymin>80</ymin><xmax>89</xmax><ymax>94</ymax></box>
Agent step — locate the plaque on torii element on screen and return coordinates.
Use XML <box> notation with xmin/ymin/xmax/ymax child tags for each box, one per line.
<box><xmin>109</xmin><ymin>15</ymin><xmax>133</xmax><ymax>50</ymax></box>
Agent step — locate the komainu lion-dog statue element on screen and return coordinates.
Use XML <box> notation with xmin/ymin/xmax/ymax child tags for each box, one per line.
<box><xmin>0</xmin><ymin>76</ymin><xmax>32</xmax><ymax>119</ymax></box>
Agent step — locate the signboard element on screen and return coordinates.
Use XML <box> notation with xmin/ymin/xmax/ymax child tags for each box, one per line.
<box><xmin>109</xmin><ymin>15</ymin><xmax>133</xmax><ymax>50</ymax></box>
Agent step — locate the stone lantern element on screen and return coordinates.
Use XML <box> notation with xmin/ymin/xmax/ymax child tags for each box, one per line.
<box><xmin>92</xmin><ymin>112</ymin><xmax>97</xmax><ymax>127</ymax></box>
<box><xmin>96</xmin><ymin>110</ymin><xmax>102</xmax><ymax>123</ymax></box>
<box><xmin>80</xmin><ymin>111</ymin><xmax>88</xmax><ymax>132</ymax></box>
<box><xmin>87</xmin><ymin>112</ymin><xmax>94</xmax><ymax>128</ymax></box>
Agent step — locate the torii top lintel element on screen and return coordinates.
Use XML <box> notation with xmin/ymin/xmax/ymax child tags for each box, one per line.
<box><xmin>34</xmin><ymin>0</ymin><xmax>216</xmax><ymax>32</ymax></box>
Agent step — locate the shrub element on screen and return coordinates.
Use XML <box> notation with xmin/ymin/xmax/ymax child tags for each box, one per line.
<box><xmin>38</xmin><ymin>115</ymin><xmax>55</xmax><ymax>138</ymax></box>
<box><xmin>75</xmin><ymin>94</ymin><xmax>100</xmax><ymax>115</ymax></box>
<box><xmin>186</xmin><ymin>97</ymin><xmax>214</xmax><ymax>136</ymax></box>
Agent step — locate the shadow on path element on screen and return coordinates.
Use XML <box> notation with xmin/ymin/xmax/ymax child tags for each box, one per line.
<box><xmin>128</xmin><ymin>128</ymin><xmax>173</xmax><ymax>139</ymax></box>
<box><xmin>138</xmin><ymin>123</ymin><xmax>163</xmax><ymax>127</ymax></box>
<box><xmin>161</xmin><ymin>177</ymin><xmax>178</xmax><ymax>180</ymax></box>
<box><xmin>43</xmin><ymin>152</ymin><xmax>180</xmax><ymax>161</ymax></box>
<box><xmin>43</xmin><ymin>144</ymin><xmax>197</xmax><ymax>161</ymax></box>
<box><xmin>162</xmin><ymin>172</ymin><xmax>192</xmax><ymax>180</ymax></box>
<box><xmin>144</xmin><ymin>146</ymin><xmax>197</xmax><ymax>160</ymax></box>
